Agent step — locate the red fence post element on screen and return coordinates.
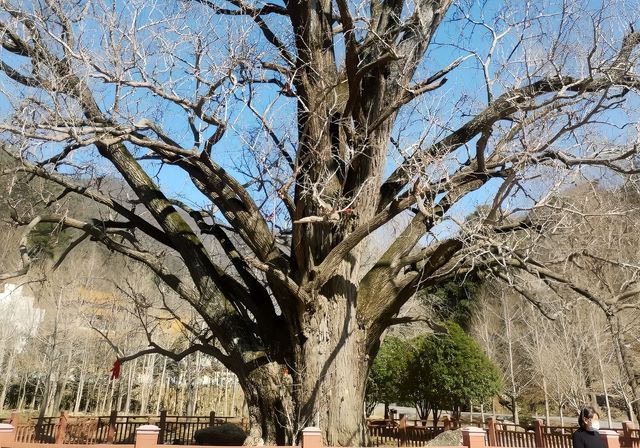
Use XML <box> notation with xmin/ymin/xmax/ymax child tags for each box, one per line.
<box><xmin>0</xmin><ymin>423</ymin><xmax>16</xmax><ymax>447</ymax></box>
<box><xmin>602</xmin><ymin>430</ymin><xmax>621</xmax><ymax>448</ymax></box>
<box><xmin>463</xmin><ymin>426</ymin><xmax>487</xmax><ymax>448</ymax></box>
<box><xmin>8</xmin><ymin>413</ymin><xmax>19</xmax><ymax>426</ymax></box>
<box><xmin>487</xmin><ymin>417</ymin><xmax>497</xmax><ymax>446</ymax></box>
<box><xmin>209</xmin><ymin>411</ymin><xmax>216</xmax><ymax>427</ymax></box>
<box><xmin>301</xmin><ymin>427</ymin><xmax>323</xmax><ymax>448</ymax></box>
<box><xmin>534</xmin><ymin>419</ymin><xmax>545</xmax><ymax>448</ymax></box>
<box><xmin>444</xmin><ymin>415</ymin><xmax>452</xmax><ymax>432</ymax></box>
<box><xmin>158</xmin><ymin>410</ymin><xmax>167</xmax><ymax>444</ymax></box>
<box><xmin>54</xmin><ymin>411</ymin><xmax>68</xmax><ymax>444</ymax></box>
<box><xmin>399</xmin><ymin>414</ymin><xmax>408</xmax><ymax>447</ymax></box>
<box><xmin>623</xmin><ymin>422</ymin><xmax>634</xmax><ymax>448</ymax></box>
<box><xmin>106</xmin><ymin>410</ymin><xmax>118</xmax><ymax>443</ymax></box>
<box><xmin>135</xmin><ymin>425</ymin><xmax>160</xmax><ymax>448</ymax></box>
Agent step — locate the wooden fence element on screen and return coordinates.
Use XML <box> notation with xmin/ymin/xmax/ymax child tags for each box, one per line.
<box><xmin>484</xmin><ymin>418</ymin><xmax>640</xmax><ymax>448</ymax></box>
<box><xmin>367</xmin><ymin>415</ymin><xmax>454</xmax><ymax>447</ymax></box>
<box><xmin>0</xmin><ymin>423</ymin><xmax>630</xmax><ymax>448</ymax></box>
<box><xmin>4</xmin><ymin>413</ymin><xmax>640</xmax><ymax>447</ymax></box>
<box><xmin>367</xmin><ymin>422</ymin><xmax>443</xmax><ymax>446</ymax></box>
<box><xmin>366</xmin><ymin>416</ymin><xmax>640</xmax><ymax>448</ymax></box>
<box><xmin>6</xmin><ymin>411</ymin><xmax>237</xmax><ymax>445</ymax></box>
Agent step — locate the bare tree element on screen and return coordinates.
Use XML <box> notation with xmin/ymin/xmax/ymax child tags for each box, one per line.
<box><xmin>530</xmin><ymin>185</ymin><xmax>640</xmax><ymax>421</ymax></box>
<box><xmin>471</xmin><ymin>287</ymin><xmax>536</xmax><ymax>425</ymax></box>
<box><xmin>3</xmin><ymin>0</ymin><xmax>640</xmax><ymax>444</ymax></box>
<box><xmin>474</xmin><ymin>182</ymin><xmax>640</xmax><ymax>423</ymax></box>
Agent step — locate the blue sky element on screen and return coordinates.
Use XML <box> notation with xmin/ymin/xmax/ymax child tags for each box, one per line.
<box><xmin>1</xmin><ymin>0</ymin><xmax>639</xmax><ymax>237</ymax></box>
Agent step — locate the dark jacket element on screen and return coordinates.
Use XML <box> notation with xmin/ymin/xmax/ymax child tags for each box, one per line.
<box><xmin>572</xmin><ymin>427</ymin><xmax>605</xmax><ymax>448</ymax></box>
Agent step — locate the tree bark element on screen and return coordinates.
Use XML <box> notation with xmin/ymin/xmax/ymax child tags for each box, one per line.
<box><xmin>230</xmin><ymin>382</ymin><xmax>236</xmax><ymax>417</ymax></box>
<box><xmin>0</xmin><ymin>348</ymin><xmax>16</xmax><ymax>409</ymax></box>
<box><xmin>223</xmin><ymin>371</ymin><xmax>229</xmax><ymax>417</ymax></box>
<box><xmin>591</xmin><ymin>316</ymin><xmax>613</xmax><ymax>427</ymax></box>
<box><xmin>236</xmin><ymin>296</ymin><xmax>370</xmax><ymax>447</ymax></box>
<box><xmin>17</xmin><ymin>374</ymin><xmax>28</xmax><ymax>410</ymax></box>
<box><xmin>29</xmin><ymin>378</ymin><xmax>38</xmax><ymax>410</ymax></box>
<box><xmin>106</xmin><ymin>378</ymin><xmax>115</xmax><ymax>414</ymax></box>
<box><xmin>45</xmin><ymin>378</ymin><xmax>58</xmax><ymax>415</ymax></box>
<box><xmin>177</xmin><ymin>369</ymin><xmax>185</xmax><ymax>414</ymax></box>
<box><xmin>542</xmin><ymin>376</ymin><xmax>550</xmax><ymax>427</ymax></box>
<box><xmin>52</xmin><ymin>350</ymin><xmax>73</xmax><ymax>413</ymax></box>
<box><xmin>86</xmin><ymin>377</ymin><xmax>97</xmax><ymax>414</ymax></box>
<box><xmin>608</xmin><ymin>314</ymin><xmax>640</xmax><ymax>422</ymax></box>
<box><xmin>502</xmin><ymin>295</ymin><xmax>519</xmax><ymax>425</ymax></box>
<box><xmin>155</xmin><ymin>357</ymin><xmax>167</xmax><ymax>414</ymax></box>
<box><xmin>74</xmin><ymin>357</ymin><xmax>87</xmax><ymax>413</ymax></box>
<box><xmin>240</xmin><ymin>362</ymin><xmax>291</xmax><ymax>445</ymax></box>
<box><xmin>139</xmin><ymin>354</ymin><xmax>153</xmax><ymax>414</ymax></box>
<box><xmin>294</xmin><ymin>290</ymin><xmax>369</xmax><ymax>447</ymax></box>
<box><xmin>125</xmin><ymin>358</ymin><xmax>137</xmax><ymax>413</ymax></box>
<box><xmin>36</xmin><ymin>365</ymin><xmax>55</xmax><ymax>441</ymax></box>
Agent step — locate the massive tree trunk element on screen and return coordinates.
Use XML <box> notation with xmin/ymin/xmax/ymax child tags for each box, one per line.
<box><xmin>295</xmin><ymin>294</ymin><xmax>369</xmax><ymax>446</ymax></box>
<box><xmin>236</xmin><ymin>295</ymin><xmax>369</xmax><ymax>446</ymax></box>
<box><xmin>240</xmin><ymin>362</ymin><xmax>291</xmax><ymax>445</ymax></box>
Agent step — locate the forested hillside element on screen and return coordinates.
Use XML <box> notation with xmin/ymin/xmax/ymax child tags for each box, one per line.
<box><xmin>0</xmin><ymin>151</ymin><xmax>245</xmax><ymax>417</ymax></box>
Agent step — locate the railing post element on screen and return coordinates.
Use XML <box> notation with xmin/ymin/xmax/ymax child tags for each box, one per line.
<box><xmin>241</xmin><ymin>417</ymin><xmax>248</xmax><ymax>432</ymax></box>
<box><xmin>463</xmin><ymin>426</ymin><xmax>487</xmax><ymax>448</ymax></box>
<box><xmin>209</xmin><ymin>411</ymin><xmax>216</xmax><ymax>427</ymax></box>
<box><xmin>135</xmin><ymin>425</ymin><xmax>160</xmax><ymax>448</ymax></box>
<box><xmin>301</xmin><ymin>427</ymin><xmax>323</xmax><ymax>448</ymax></box>
<box><xmin>487</xmin><ymin>417</ymin><xmax>497</xmax><ymax>446</ymax></box>
<box><xmin>0</xmin><ymin>423</ymin><xmax>16</xmax><ymax>447</ymax></box>
<box><xmin>623</xmin><ymin>421</ymin><xmax>634</xmax><ymax>448</ymax></box>
<box><xmin>399</xmin><ymin>414</ymin><xmax>408</xmax><ymax>447</ymax></box>
<box><xmin>158</xmin><ymin>410</ymin><xmax>167</xmax><ymax>444</ymax></box>
<box><xmin>534</xmin><ymin>419</ymin><xmax>545</xmax><ymax>448</ymax></box>
<box><xmin>106</xmin><ymin>409</ymin><xmax>118</xmax><ymax>443</ymax></box>
<box><xmin>601</xmin><ymin>430</ymin><xmax>621</xmax><ymax>448</ymax></box>
<box><xmin>444</xmin><ymin>415</ymin><xmax>452</xmax><ymax>431</ymax></box>
<box><xmin>8</xmin><ymin>413</ymin><xmax>19</xmax><ymax>426</ymax></box>
<box><xmin>54</xmin><ymin>411</ymin><xmax>68</xmax><ymax>444</ymax></box>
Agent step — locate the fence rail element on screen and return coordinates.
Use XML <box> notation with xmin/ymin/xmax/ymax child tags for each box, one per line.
<box><xmin>0</xmin><ymin>422</ymin><xmax>628</xmax><ymax>448</ymax></box>
<box><xmin>542</xmin><ymin>431</ymin><xmax>572</xmax><ymax>448</ymax></box>
<box><xmin>486</xmin><ymin>419</ymin><xmax>640</xmax><ymax>448</ymax></box>
<box><xmin>495</xmin><ymin>429</ymin><xmax>536</xmax><ymax>448</ymax></box>
<box><xmin>367</xmin><ymin>416</ymin><xmax>451</xmax><ymax>447</ymax></box>
<box><xmin>5</xmin><ymin>413</ymin><xmax>640</xmax><ymax>447</ymax></box>
<box><xmin>5</xmin><ymin>411</ymin><xmax>237</xmax><ymax>445</ymax></box>
<box><xmin>367</xmin><ymin>416</ymin><xmax>640</xmax><ymax>448</ymax></box>
<box><xmin>625</xmin><ymin>426</ymin><xmax>640</xmax><ymax>448</ymax></box>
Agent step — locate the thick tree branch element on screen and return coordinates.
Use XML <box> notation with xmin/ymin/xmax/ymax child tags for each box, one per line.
<box><xmin>368</xmin><ymin>55</ymin><xmax>470</xmax><ymax>131</ymax></box>
<box><xmin>494</xmin><ymin>271</ymin><xmax>559</xmax><ymax>320</ymax></box>
<box><xmin>309</xmin><ymin>194</ymin><xmax>416</xmax><ymax>292</ymax></box>
<box><xmin>1</xmin><ymin>156</ymin><xmax>176</xmax><ymax>249</ymax></box>
<box><xmin>379</xmin><ymin>54</ymin><xmax>640</xmax><ymax>210</ymax></box>
<box><xmin>0</xmin><ymin>216</ymin><xmax>41</xmax><ymax>281</ymax></box>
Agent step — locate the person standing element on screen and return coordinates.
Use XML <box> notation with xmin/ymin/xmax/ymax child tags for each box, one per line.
<box><xmin>573</xmin><ymin>407</ymin><xmax>605</xmax><ymax>448</ymax></box>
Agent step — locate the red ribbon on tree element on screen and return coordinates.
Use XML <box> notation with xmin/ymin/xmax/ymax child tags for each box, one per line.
<box><xmin>110</xmin><ymin>359</ymin><xmax>121</xmax><ymax>380</ymax></box>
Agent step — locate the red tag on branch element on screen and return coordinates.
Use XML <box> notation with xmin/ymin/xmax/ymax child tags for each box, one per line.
<box><xmin>110</xmin><ymin>359</ymin><xmax>121</xmax><ymax>380</ymax></box>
